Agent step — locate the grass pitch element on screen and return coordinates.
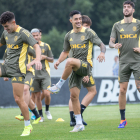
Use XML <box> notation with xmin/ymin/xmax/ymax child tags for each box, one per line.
<box><xmin>0</xmin><ymin>104</ymin><xmax>140</xmax><ymax>140</ymax></box>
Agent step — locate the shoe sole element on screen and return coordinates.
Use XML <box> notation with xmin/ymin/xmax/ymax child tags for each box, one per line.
<box><xmin>15</xmin><ymin>117</ymin><xmax>24</xmax><ymax>121</ymax></box>
<box><xmin>47</xmin><ymin>89</ymin><xmax>59</xmax><ymax>94</ymax></box>
<box><xmin>20</xmin><ymin>128</ymin><xmax>33</xmax><ymax>136</ymax></box>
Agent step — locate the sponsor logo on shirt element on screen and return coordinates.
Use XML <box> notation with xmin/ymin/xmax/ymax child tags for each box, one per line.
<box><xmin>7</xmin><ymin>44</ymin><xmax>19</xmax><ymax>49</ymax></box>
<box><xmin>42</xmin><ymin>49</ymin><xmax>45</xmax><ymax>53</ymax></box>
<box><xmin>70</xmin><ymin>44</ymin><xmax>86</xmax><ymax>49</ymax></box>
<box><xmin>120</xmin><ymin>34</ymin><xmax>137</xmax><ymax>39</ymax></box>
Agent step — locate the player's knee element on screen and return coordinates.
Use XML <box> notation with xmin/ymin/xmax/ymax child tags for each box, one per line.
<box><xmin>120</xmin><ymin>87</ymin><xmax>127</xmax><ymax>95</ymax></box>
<box><xmin>23</xmin><ymin>87</ymin><xmax>29</xmax><ymax>95</ymax></box>
<box><xmin>14</xmin><ymin>96</ymin><xmax>21</xmax><ymax>104</ymax></box>
<box><xmin>66</xmin><ymin>58</ymin><xmax>74</xmax><ymax>67</ymax></box>
<box><xmin>70</xmin><ymin>94</ymin><xmax>78</xmax><ymax>102</ymax></box>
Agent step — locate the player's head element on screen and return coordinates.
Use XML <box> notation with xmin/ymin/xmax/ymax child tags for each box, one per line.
<box><xmin>31</xmin><ymin>28</ymin><xmax>40</xmax><ymax>42</ymax></box>
<box><xmin>69</xmin><ymin>10</ymin><xmax>82</xmax><ymax>29</ymax></box>
<box><xmin>123</xmin><ymin>1</ymin><xmax>135</xmax><ymax>17</ymax></box>
<box><xmin>0</xmin><ymin>11</ymin><xmax>16</xmax><ymax>33</ymax></box>
<box><xmin>82</xmin><ymin>15</ymin><xmax>92</xmax><ymax>29</ymax></box>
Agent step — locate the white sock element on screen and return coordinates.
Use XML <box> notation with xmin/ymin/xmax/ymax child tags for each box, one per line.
<box><xmin>56</xmin><ymin>78</ymin><xmax>66</xmax><ymax>88</ymax></box>
<box><xmin>24</xmin><ymin>120</ymin><xmax>30</xmax><ymax>126</ymax></box>
<box><xmin>75</xmin><ymin>114</ymin><xmax>82</xmax><ymax>125</ymax></box>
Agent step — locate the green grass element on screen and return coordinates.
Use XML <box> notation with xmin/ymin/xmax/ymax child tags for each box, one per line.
<box><xmin>0</xmin><ymin>104</ymin><xmax>140</xmax><ymax>140</ymax></box>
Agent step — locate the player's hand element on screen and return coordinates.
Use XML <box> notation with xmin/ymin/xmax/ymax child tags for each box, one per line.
<box><xmin>97</xmin><ymin>52</ymin><xmax>105</xmax><ymax>62</ymax></box>
<box><xmin>133</xmin><ymin>48</ymin><xmax>140</xmax><ymax>53</ymax></box>
<box><xmin>3</xmin><ymin>77</ymin><xmax>9</xmax><ymax>81</ymax></box>
<box><xmin>54</xmin><ymin>61</ymin><xmax>60</xmax><ymax>69</ymax></box>
<box><xmin>114</xmin><ymin>43</ymin><xmax>122</xmax><ymax>49</ymax></box>
<box><xmin>26</xmin><ymin>63</ymin><xmax>32</xmax><ymax>70</ymax></box>
<box><xmin>82</xmin><ymin>76</ymin><xmax>89</xmax><ymax>83</ymax></box>
<box><xmin>34</xmin><ymin>59</ymin><xmax>42</xmax><ymax>70</ymax></box>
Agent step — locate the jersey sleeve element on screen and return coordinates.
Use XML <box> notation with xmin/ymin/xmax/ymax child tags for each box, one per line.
<box><xmin>45</xmin><ymin>44</ymin><xmax>53</xmax><ymax>58</ymax></box>
<box><xmin>88</xmin><ymin>29</ymin><xmax>102</xmax><ymax>46</ymax></box>
<box><xmin>63</xmin><ymin>33</ymin><xmax>71</xmax><ymax>52</ymax></box>
<box><xmin>3</xmin><ymin>49</ymin><xmax>7</xmax><ymax>60</ymax></box>
<box><xmin>21</xmin><ymin>29</ymin><xmax>38</xmax><ymax>46</ymax></box>
<box><xmin>110</xmin><ymin>23</ymin><xmax>117</xmax><ymax>39</ymax></box>
<box><xmin>28</xmin><ymin>46</ymin><xmax>36</xmax><ymax>58</ymax></box>
<box><xmin>0</xmin><ymin>31</ymin><xmax>6</xmax><ymax>45</ymax></box>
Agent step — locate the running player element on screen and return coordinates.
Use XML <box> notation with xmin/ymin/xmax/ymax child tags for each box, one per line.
<box><xmin>0</xmin><ymin>11</ymin><xmax>42</xmax><ymax>136</ymax></box>
<box><xmin>29</xmin><ymin>28</ymin><xmax>54</xmax><ymax>121</ymax></box>
<box><xmin>3</xmin><ymin>47</ymin><xmax>41</xmax><ymax>124</ymax></box>
<box><xmin>69</xmin><ymin>15</ymin><xmax>96</xmax><ymax>126</ymax></box>
<box><xmin>109</xmin><ymin>1</ymin><xmax>140</xmax><ymax>128</ymax></box>
<box><xmin>48</xmin><ymin>10</ymin><xmax>106</xmax><ymax>132</ymax></box>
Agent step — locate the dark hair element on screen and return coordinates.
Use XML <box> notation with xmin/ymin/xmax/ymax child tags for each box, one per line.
<box><xmin>123</xmin><ymin>1</ymin><xmax>135</xmax><ymax>9</ymax></box>
<box><xmin>69</xmin><ymin>10</ymin><xmax>81</xmax><ymax>18</ymax></box>
<box><xmin>82</xmin><ymin>15</ymin><xmax>92</xmax><ymax>26</ymax></box>
<box><xmin>38</xmin><ymin>29</ymin><xmax>42</xmax><ymax>33</ymax></box>
<box><xmin>0</xmin><ymin>11</ymin><xmax>15</xmax><ymax>24</ymax></box>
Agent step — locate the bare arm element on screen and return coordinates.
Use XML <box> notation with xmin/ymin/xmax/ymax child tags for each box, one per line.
<box><xmin>0</xmin><ymin>43</ymin><xmax>3</xmax><ymax>47</ymax></box>
<box><xmin>97</xmin><ymin>43</ymin><xmax>106</xmax><ymax>62</ymax></box>
<box><xmin>54</xmin><ymin>51</ymin><xmax>69</xmax><ymax>69</ymax></box>
<box><xmin>109</xmin><ymin>37</ymin><xmax>122</xmax><ymax>49</ymax></box>
<box><xmin>32</xmin><ymin>43</ymin><xmax>42</xmax><ymax>70</ymax></box>
<box><xmin>41</xmin><ymin>55</ymin><xmax>54</xmax><ymax>63</ymax></box>
<box><xmin>100</xmin><ymin>43</ymin><xmax>106</xmax><ymax>53</ymax></box>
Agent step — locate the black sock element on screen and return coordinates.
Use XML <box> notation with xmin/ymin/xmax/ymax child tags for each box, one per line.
<box><xmin>31</xmin><ymin>108</ymin><xmax>40</xmax><ymax>119</ymax></box>
<box><xmin>120</xmin><ymin>109</ymin><xmax>125</xmax><ymax>120</ymax></box>
<box><xmin>70</xmin><ymin>111</ymin><xmax>75</xmax><ymax>122</ymax></box>
<box><xmin>45</xmin><ymin>105</ymin><xmax>49</xmax><ymax>111</ymax></box>
<box><xmin>38</xmin><ymin>109</ymin><xmax>43</xmax><ymax>117</ymax></box>
<box><xmin>81</xmin><ymin>104</ymin><xmax>86</xmax><ymax>117</ymax></box>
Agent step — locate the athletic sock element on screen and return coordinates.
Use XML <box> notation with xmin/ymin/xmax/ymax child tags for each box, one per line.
<box><xmin>31</xmin><ymin>108</ymin><xmax>40</xmax><ymax>119</ymax></box>
<box><xmin>38</xmin><ymin>109</ymin><xmax>43</xmax><ymax>117</ymax></box>
<box><xmin>21</xmin><ymin>113</ymin><xmax>23</xmax><ymax>116</ymax></box>
<box><xmin>81</xmin><ymin>104</ymin><xmax>86</xmax><ymax>116</ymax></box>
<box><xmin>120</xmin><ymin>109</ymin><xmax>125</xmax><ymax>120</ymax></box>
<box><xmin>70</xmin><ymin>111</ymin><xmax>75</xmax><ymax>122</ymax></box>
<box><xmin>75</xmin><ymin>114</ymin><xmax>82</xmax><ymax>125</ymax></box>
<box><xmin>24</xmin><ymin>120</ymin><xmax>30</xmax><ymax>126</ymax></box>
<box><xmin>56</xmin><ymin>78</ymin><xmax>66</xmax><ymax>88</ymax></box>
<box><xmin>45</xmin><ymin>105</ymin><xmax>49</xmax><ymax>111</ymax></box>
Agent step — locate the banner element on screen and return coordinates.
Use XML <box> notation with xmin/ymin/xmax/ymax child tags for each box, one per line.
<box><xmin>0</xmin><ymin>77</ymin><xmax>139</xmax><ymax>107</ymax></box>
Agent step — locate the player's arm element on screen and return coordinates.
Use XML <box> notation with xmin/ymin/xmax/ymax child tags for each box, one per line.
<box><xmin>0</xmin><ymin>43</ymin><xmax>3</xmax><ymax>47</ymax></box>
<box><xmin>54</xmin><ymin>33</ymin><xmax>70</xmax><ymax>69</ymax></box>
<box><xmin>97</xmin><ymin>42</ymin><xmax>106</xmax><ymax>62</ymax></box>
<box><xmin>41</xmin><ymin>44</ymin><xmax>54</xmax><ymax>63</ymax></box>
<box><xmin>54</xmin><ymin>51</ymin><xmax>69</xmax><ymax>69</ymax></box>
<box><xmin>109</xmin><ymin>23</ymin><xmax>122</xmax><ymax>49</ymax></box>
<box><xmin>21</xmin><ymin>30</ymin><xmax>42</xmax><ymax>70</ymax></box>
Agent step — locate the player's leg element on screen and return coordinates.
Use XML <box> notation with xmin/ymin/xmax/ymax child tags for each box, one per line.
<box><xmin>47</xmin><ymin>58</ymin><xmax>81</xmax><ymax>93</ymax></box>
<box><xmin>69</xmin><ymin>99</ymin><xmax>76</xmax><ymax>126</ymax></box>
<box><xmin>118</xmin><ymin>62</ymin><xmax>131</xmax><ymax>128</ymax></box>
<box><xmin>70</xmin><ymin>87</ymin><xmax>84</xmax><ymax>132</ymax></box>
<box><xmin>41</xmin><ymin>92</ymin><xmax>45</xmax><ymax>100</ymax></box>
<box><xmin>41</xmin><ymin>76</ymin><xmax>52</xmax><ymax>120</ymax></box>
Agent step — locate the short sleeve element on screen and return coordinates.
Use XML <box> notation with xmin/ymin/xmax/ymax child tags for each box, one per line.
<box><xmin>88</xmin><ymin>29</ymin><xmax>102</xmax><ymax>46</ymax></box>
<box><xmin>28</xmin><ymin>46</ymin><xmax>36</xmax><ymax>58</ymax></box>
<box><xmin>63</xmin><ymin>33</ymin><xmax>71</xmax><ymax>52</ymax></box>
<box><xmin>45</xmin><ymin>44</ymin><xmax>53</xmax><ymax>58</ymax></box>
<box><xmin>21</xmin><ymin>29</ymin><xmax>37</xmax><ymax>46</ymax></box>
<box><xmin>0</xmin><ymin>31</ymin><xmax>6</xmax><ymax>45</ymax></box>
<box><xmin>110</xmin><ymin>23</ymin><xmax>117</xmax><ymax>39</ymax></box>
<box><xmin>3</xmin><ymin>49</ymin><xmax>7</xmax><ymax>60</ymax></box>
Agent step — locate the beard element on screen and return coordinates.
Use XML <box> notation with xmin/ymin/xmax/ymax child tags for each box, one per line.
<box><xmin>123</xmin><ymin>11</ymin><xmax>133</xmax><ymax>17</ymax></box>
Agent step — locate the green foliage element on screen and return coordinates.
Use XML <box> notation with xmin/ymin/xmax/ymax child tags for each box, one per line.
<box><xmin>41</xmin><ymin>27</ymin><xmax>66</xmax><ymax>58</ymax></box>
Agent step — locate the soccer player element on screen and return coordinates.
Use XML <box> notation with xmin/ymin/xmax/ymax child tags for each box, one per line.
<box><xmin>69</xmin><ymin>15</ymin><xmax>96</xmax><ymax>126</ymax></box>
<box><xmin>29</xmin><ymin>28</ymin><xmax>54</xmax><ymax>121</ymax></box>
<box><xmin>48</xmin><ymin>10</ymin><xmax>106</xmax><ymax>132</ymax></box>
<box><xmin>0</xmin><ymin>11</ymin><xmax>42</xmax><ymax>136</ymax></box>
<box><xmin>109</xmin><ymin>1</ymin><xmax>140</xmax><ymax>128</ymax></box>
<box><xmin>3</xmin><ymin>47</ymin><xmax>41</xmax><ymax>124</ymax></box>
